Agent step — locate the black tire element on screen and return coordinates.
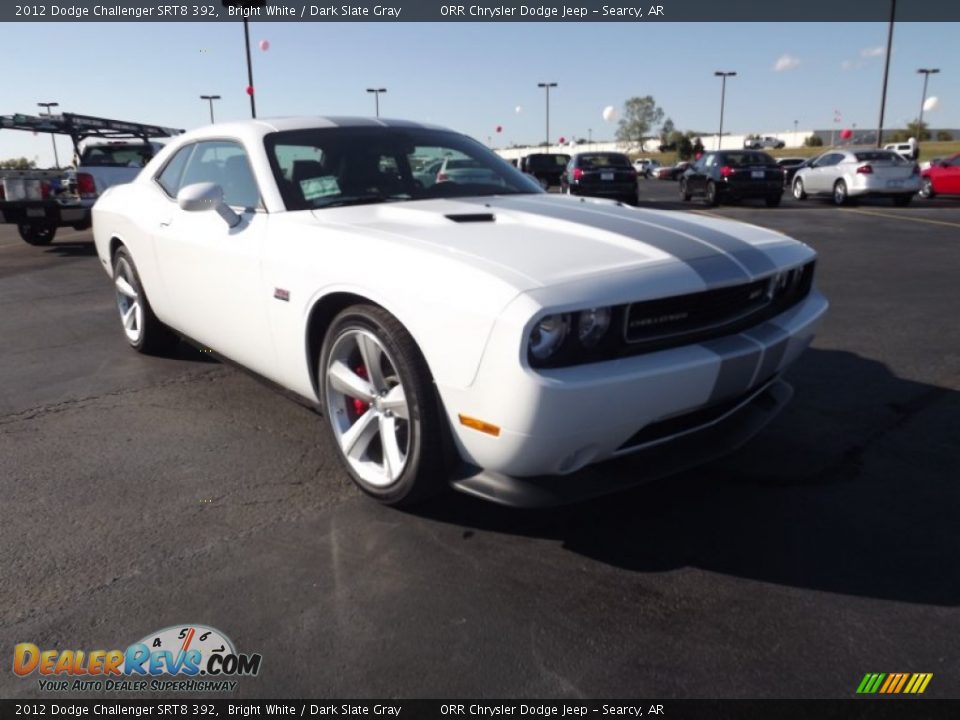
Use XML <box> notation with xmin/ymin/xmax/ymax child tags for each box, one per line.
<box><xmin>111</xmin><ymin>246</ymin><xmax>179</xmax><ymax>355</ymax></box>
<box><xmin>892</xmin><ymin>194</ymin><xmax>912</xmax><ymax>207</ymax></box>
<box><xmin>319</xmin><ymin>304</ymin><xmax>445</xmax><ymax>507</ymax></box>
<box><xmin>765</xmin><ymin>195</ymin><xmax>782</xmax><ymax>208</ymax></box>
<box><xmin>680</xmin><ymin>179</ymin><xmax>691</xmax><ymax>202</ymax></box>
<box><xmin>705</xmin><ymin>181</ymin><xmax>719</xmax><ymax>207</ymax></box>
<box><xmin>18</xmin><ymin>222</ymin><xmax>56</xmax><ymax>246</ymax></box>
<box><xmin>792</xmin><ymin>178</ymin><xmax>807</xmax><ymax>200</ymax></box>
<box><xmin>833</xmin><ymin>180</ymin><xmax>848</xmax><ymax>206</ymax></box>
<box><xmin>919</xmin><ymin>178</ymin><xmax>935</xmax><ymax>199</ymax></box>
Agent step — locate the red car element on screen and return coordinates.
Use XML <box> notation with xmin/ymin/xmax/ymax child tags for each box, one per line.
<box><xmin>920</xmin><ymin>154</ymin><xmax>960</xmax><ymax>198</ymax></box>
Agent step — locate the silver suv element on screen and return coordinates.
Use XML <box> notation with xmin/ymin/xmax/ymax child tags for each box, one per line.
<box><xmin>744</xmin><ymin>136</ymin><xmax>786</xmax><ymax>150</ymax></box>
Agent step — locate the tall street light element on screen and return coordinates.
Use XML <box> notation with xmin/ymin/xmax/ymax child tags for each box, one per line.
<box><xmin>200</xmin><ymin>95</ymin><xmax>221</xmax><ymax>124</ymax></box>
<box><xmin>242</xmin><ymin>19</ymin><xmax>256</xmax><ymax>118</ymax></box>
<box><xmin>538</xmin><ymin>82</ymin><xmax>557</xmax><ymax>152</ymax></box>
<box><xmin>917</xmin><ymin>68</ymin><xmax>940</xmax><ymax>140</ymax></box>
<box><xmin>366</xmin><ymin>88</ymin><xmax>387</xmax><ymax>117</ymax></box>
<box><xmin>875</xmin><ymin>0</ymin><xmax>896</xmax><ymax>147</ymax></box>
<box><xmin>714</xmin><ymin>71</ymin><xmax>736</xmax><ymax>151</ymax></box>
<box><xmin>37</xmin><ymin>101</ymin><xmax>60</xmax><ymax>168</ymax></box>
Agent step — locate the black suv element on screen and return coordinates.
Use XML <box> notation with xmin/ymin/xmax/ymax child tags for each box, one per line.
<box><xmin>560</xmin><ymin>152</ymin><xmax>639</xmax><ymax>205</ymax></box>
<box><xmin>521</xmin><ymin>153</ymin><xmax>570</xmax><ymax>189</ymax></box>
<box><xmin>680</xmin><ymin>150</ymin><xmax>783</xmax><ymax>207</ymax></box>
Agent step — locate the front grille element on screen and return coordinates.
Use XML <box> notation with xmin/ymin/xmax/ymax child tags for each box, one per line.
<box><xmin>528</xmin><ymin>260</ymin><xmax>815</xmax><ymax>369</ymax></box>
<box><xmin>624</xmin><ymin>279</ymin><xmax>770</xmax><ymax>344</ymax></box>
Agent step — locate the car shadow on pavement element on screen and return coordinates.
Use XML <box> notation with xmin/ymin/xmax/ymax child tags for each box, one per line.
<box><xmin>44</xmin><ymin>241</ymin><xmax>97</xmax><ymax>257</ymax></box>
<box><xmin>638</xmin><ymin>193</ymin><xmax>960</xmax><ymax>212</ymax></box>
<box><xmin>416</xmin><ymin>348</ymin><xmax>960</xmax><ymax>606</ymax></box>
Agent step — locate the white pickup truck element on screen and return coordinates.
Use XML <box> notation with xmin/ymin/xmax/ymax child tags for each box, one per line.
<box><xmin>0</xmin><ymin>112</ymin><xmax>182</xmax><ymax>245</ymax></box>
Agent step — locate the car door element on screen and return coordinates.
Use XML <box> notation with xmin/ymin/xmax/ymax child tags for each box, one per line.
<box><xmin>151</xmin><ymin>139</ymin><xmax>277</xmax><ymax>376</ymax></box>
<box><xmin>806</xmin><ymin>153</ymin><xmax>841</xmax><ymax>193</ymax></box>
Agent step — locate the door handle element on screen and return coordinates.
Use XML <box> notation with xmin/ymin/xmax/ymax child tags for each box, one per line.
<box><xmin>159</xmin><ymin>218</ymin><xmax>172</xmax><ymax>228</ymax></box>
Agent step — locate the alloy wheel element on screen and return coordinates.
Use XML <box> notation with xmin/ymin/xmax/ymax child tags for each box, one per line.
<box><xmin>324</xmin><ymin>328</ymin><xmax>410</xmax><ymax>488</ymax></box>
<box><xmin>114</xmin><ymin>257</ymin><xmax>144</xmax><ymax>344</ymax></box>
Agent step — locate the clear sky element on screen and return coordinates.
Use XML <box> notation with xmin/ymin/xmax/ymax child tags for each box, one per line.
<box><xmin>2</xmin><ymin>21</ymin><xmax>957</xmax><ymax>166</ymax></box>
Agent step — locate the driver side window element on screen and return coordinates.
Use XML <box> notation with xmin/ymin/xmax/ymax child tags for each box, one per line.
<box><xmin>179</xmin><ymin>140</ymin><xmax>262</xmax><ymax>210</ymax></box>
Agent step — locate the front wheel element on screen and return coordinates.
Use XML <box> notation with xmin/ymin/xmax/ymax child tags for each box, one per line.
<box><xmin>112</xmin><ymin>247</ymin><xmax>179</xmax><ymax>355</ymax></box>
<box><xmin>18</xmin><ymin>222</ymin><xmax>56</xmax><ymax>246</ymax></box>
<box><xmin>792</xmin><ymin>178</ymin><xmax>807</xmax><ymax>200</ymax></box>
<box><xmin>320</xmin><ymin>305</ymin><xmax>444</xmax><ymax>506</ymax></box>
<box><xmin>833</xmin><ymin>180</ymin><xmax>848</xmax><ymax>206</ymax></box>
<box><xmin>919</xmin><ymin>178</ymin><xmax>935</xmax><ymax>199</ymax></box>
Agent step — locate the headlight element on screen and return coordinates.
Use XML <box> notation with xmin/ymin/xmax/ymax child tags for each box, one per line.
<box><xmin>577</xmin><ymin>307</ymin><xmax>612</xmax><ymax>348</ymax></box>
<box><xmin>528</xmin><ymin>313</ymin><xmax>570</xmax><ymax>360</ymax></box>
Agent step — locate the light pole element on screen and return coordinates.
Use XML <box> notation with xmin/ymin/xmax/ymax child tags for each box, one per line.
<box><xmin>366</xmin><ymin>88</ymin><xmax>387</xmax><ymax>117</ymax></box>
<box><xmin>200</xmin><ymin>95</ymin><xmax>221</xmax><ymax>124</ymax></box>
<box><xmin>875</xmin><ymin>0</ymin><xmax>896</xmax><ymax>147</ymax></box>
<box><xmin>242</xmin><ymin>19</ymin><xmax>256</xmax><ymax>118</ymax></box>
<box><xmin>714</xmin><ymin>71</ymin><xmax>736</xmax><ymax>150</ymax></box>
<box><xmin>37</xmin><ymin>101</ymin><xmax>60</xmax><ymax>168</ymax></box>
<box><xmin>537</xmin><ymin>82</ymin><xmax>557</xmax><ymax>152</ymax></box>
<box><xmin>917</xmin><ymin>68</ymin><xmax>940</xmax><ymax>141</ymax></box>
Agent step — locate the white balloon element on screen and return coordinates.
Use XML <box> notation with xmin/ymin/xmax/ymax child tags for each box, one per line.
<box><xmin>923</xmin><ymin>96</ymin><xmax>939</xmax><ymax>112</ymax></box>
<box><xmin>602</xmin><ymin>105</ymin><xmax>618</xmax><ymax>122</ymax></box>
<box><xmin>515</xmin><ymin>106</ymin><xmax>522</xmax><ymax>114</ymax></box>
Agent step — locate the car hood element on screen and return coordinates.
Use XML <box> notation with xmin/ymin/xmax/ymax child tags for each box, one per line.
<box><xmin>309</xmin><ymin>194</ymin><xmax>807</xmax><ymax>292</ymax></box>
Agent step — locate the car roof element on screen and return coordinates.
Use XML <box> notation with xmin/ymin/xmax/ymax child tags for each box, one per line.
<box><xmin>176</xmin><ymin>116</ymin><xmax>452</xmax><ymax>145</ymax></box>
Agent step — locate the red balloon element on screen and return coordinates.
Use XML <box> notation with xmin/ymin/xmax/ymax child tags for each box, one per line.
<box><xmin>246</xmin><ymin>85</ymin><xmax>254</xmax><ymax>96</ymax></box>
<box><xmin>840</xmin><ymin>128</ymin><xmax>853</xmax><ymax>140</ymax></box>
<box><xmin>558</xmin><ymin>136</ymin><xmax>566</xmax><ymax>144</ymax></box>
<box><xmin>495</xmin><ymin>125</ymin><xmax>502</xmax><ymax>133</ymax></box>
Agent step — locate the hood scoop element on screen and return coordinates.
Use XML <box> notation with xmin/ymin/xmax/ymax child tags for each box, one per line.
<box><xmin>445</xmin><ymin>212</ymin><xmax>496</xmax><ymax>223</ymax></box>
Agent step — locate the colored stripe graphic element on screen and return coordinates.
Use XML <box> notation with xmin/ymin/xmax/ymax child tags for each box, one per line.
<box><xmin>857</xmin><ymin>673</ymin><xmax>932</xmax><ymax>694</ymax></box>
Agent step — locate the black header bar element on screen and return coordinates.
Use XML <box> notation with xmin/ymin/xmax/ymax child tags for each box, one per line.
<box><xmin>3</xmin><ymin>0</ymin><xmax>960</xmax><ymax>22</ymax></box>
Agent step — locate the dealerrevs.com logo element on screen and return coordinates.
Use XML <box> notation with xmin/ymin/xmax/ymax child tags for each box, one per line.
<box><xmin>13</xmin><ymin>625</ymin><xmax>262</xmax><ymax>692</ymax></box>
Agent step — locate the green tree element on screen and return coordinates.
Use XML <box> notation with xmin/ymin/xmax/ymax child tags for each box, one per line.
<box><xmin>0</xmin><ymin>157</ymin><xmax>36</xmax><ymax>170</ymax></box>
<box><xmin>659</xmin><ymin>117</ymin><xmax>675</xmax><ymax>142</ymax></box>
<box><xmin>936</xmin><ymin>130</ymin><xmax>954</xmax><ymax>141</ymax></box>
<box><xmin>804</xmin><ymin>135</ymin><xmax>824</xmax><ymax>147</ymax></box>
<box><xmin>615</xmin><ymin>96</ymin><xmax>665</xmax><ymax>150</ymax></box>
<box><xmin>905</xmin><ymin>120</ymin><xmax>930</xmax><ymax>141</ymax></box>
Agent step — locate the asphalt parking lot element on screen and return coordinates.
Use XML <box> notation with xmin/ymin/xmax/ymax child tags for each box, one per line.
<box><xmin>2</xmin><ymin>182</ymin><xmax>959</xmax><ymax>700</ymax></box>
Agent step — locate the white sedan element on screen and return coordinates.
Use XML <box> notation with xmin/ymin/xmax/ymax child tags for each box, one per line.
<box><xmin>93</xmin><ymin>117</ymin><xmax>828</xmax><ymax>507</ymax></box>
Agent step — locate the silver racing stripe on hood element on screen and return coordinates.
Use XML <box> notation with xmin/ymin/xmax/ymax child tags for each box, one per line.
<box><xmin>466</xmin><ymin>195</ymin><xmax>777</xmax><ymax>284</ymax></box>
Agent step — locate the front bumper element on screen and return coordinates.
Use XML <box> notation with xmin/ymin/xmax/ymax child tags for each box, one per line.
<box><xmin>451</xmin><ymin>378</ymin><xmax>792</xmax><ymax>507</ymax></box>
<box><xmin>571</xmin><ymin>182</ymin><xmax>636</xmax><ymax>197</ymax></box>
<box><xmin>437</xmin><ymin>288</ymin><xmax>827</xmax><ymax>485</ymax></box>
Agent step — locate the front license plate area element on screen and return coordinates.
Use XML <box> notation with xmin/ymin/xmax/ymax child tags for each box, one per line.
<box><xmin>26</xmin><ymin>207</ymin><xmax>46</xmax><ymax>218</ymax></box>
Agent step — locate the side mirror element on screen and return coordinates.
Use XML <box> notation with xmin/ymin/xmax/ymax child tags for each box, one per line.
<box><xmin>177</xmin><ymin>182</ymin><xmax>240</xmax><ymax>228</ymax></box>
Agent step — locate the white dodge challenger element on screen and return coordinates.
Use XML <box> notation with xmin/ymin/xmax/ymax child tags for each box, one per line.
<box><xmin>93</xmin><ymin>117</ymin><xmax>828</xmax><ymax>507</ymax></box>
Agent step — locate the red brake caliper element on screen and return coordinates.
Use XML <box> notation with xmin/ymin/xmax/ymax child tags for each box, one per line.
<box><xmin>352</xmin><ymin>366</ymin><xmax>370</xmax><ymax>415</ymax></box>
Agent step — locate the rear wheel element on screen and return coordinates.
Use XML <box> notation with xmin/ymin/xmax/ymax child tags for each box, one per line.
<box><xmin>892</xmin><ymin>194</ymin><xmax>912</xmax><ymax>207</ymax></box>
<box><xmin>833</xmin><ymin>180</ymin><xmax>848</xmax><ymax>206</ymax></box>
<box><xmin>919</xmin><ymin>178</ymin><xmax>935</xmax><ymax>199</ymax></box>
<box><xmin>320</xmin><ymin>305</ymin><xmax>444</xmax><ymax>507</ymax></box>
<box><xmin>18</xmin><ymin>222</ymin><xmax>56</xmax><ymax>246</ymax></box>
<box><xmin>680</xmin><ymin>179</ymin><xmax>691</xmax><ymax>202</ymax></box>
<box><xmin>112</xmin><ymin>247</ymin><xmax>179</xmax><ymax>355</ymax></box>
<box><xmin>792</xmin><ymin>178</ymin><xmax>807</xmax><ymax>200</ymax></box>
<box><xmin>705</xmin><ymin>181</ymin><xmax>719</xmax><ymax>207</ymax></box>
<box><xmin>765</xmin><ymin>195</ymin><xmax>782</xmax><ymax>208</ymax></box>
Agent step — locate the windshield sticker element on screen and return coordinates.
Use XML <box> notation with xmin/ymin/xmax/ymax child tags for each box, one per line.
<box><xmin>300</xmin><ymin>176</ymin><xmax>340</xmax><ymax>200</ymax></box>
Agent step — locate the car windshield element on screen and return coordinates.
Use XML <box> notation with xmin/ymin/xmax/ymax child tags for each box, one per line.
<box><xmin>265</xmin><ymin>127</ymin><xmax>541</xmax><ymax>210</ymax></box>
<box><xmin>579</xmin><ymin>153</ymin><xmax>631</xmax><ymax>169</ymax></box>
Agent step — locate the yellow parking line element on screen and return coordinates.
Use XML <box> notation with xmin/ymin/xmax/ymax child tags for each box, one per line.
<box><xmin>841</xmin><ymin>207</ymin><xmax>960</xmax><ymax>229</ymax></box>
